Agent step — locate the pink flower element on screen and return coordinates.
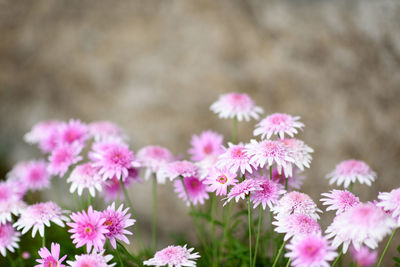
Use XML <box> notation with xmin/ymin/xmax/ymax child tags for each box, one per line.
<box><xmin>14</xmin><ymin>202</ymin><xmax>69</xmax><ymax>238</ymax></box>
<box><xmin>137</xmin><ymin>145</ymin><xmax>174</xmax><ymax>180</ymax></box>
<box><xmin>157</xmin><ymin>161</ymin><xmax>199</xmax><ymax>183</ymax></box>
<box><xmin>224</xmin><ymin>179</ymin><xmax>262</xmax><ymax>205</ymax></box>
<box><xmin>280</xmin><ymin>138</ymin><xmax>313</xmax><ymax>171</ymax></box>
<box><xmin>326</xmin><ymin>159</ymin><xmax>376</xmax><ymax>188</ymax></box>
<box><xmin>246</xmin><ymin>140</ymin><xmax>294</xmax><ymax>177</ymax></box>
<box><xmin>103</xmin><ymin>171</ymin><xmax>140</xmax><ymax>202</ymax></box>
<box><xmin>254</xmin><ymin>113</ymin><xmax>304</xmax><ymax>140</ymax></box>
<box><xmin>89</xmin><ymin>121</ymin><xmax>126</xmax><ymax>141</ymax></box>
<box><xmin>210</xmin><ymin>92</ymin><xmax>263</xmax><ymax>121</ymax></box>
<box><xmin>35</xmin><ymin>242</ymin><xmax>67</xmax><ymax>267</ymax></box>
<box><xmin>48</xmin><ymin>144</ymin><xmax>83</xmax><ymax>177</ymax></box>
<box><xmin>8</xmin><ymin>160</ymin><xmax>52</xmax><ymax>191</ymax></box>
<box><xmin>273</xmin><ymin>213</ymin><xmax>321</xmax><ymax>241</ymax></box>
<box><xmin>0</xmin><ymin>181</ymin><xmax>26</xmax><ymax>224</ymax></box>
<box><xmin>250</xmin><ymin>179</ymin><xmax>285</xmax><ymax>210</ymax></box>
<box><xmin>285</xmin><ymin>233</ymin><xmax>338</xmax><ymax>267</ymax></box>
<box><xmin>320</xmin><ymin>190</ymin><xmax>360</xmax><ymax>215</ymax></box>
<box><xmin>67</xmin><ymin>163</ymin><xmax>103</xmax><ymax>197</ymax></box>
<box><xmin>377</xmin><ymin>187</ymin><xmax>400</xmax><ymax>225</ymax></box>
<box><xmin>67</xmin><ymin>206</ymin><xmax>109</xmax><ymax>253</ymax></box>
<box><xmin>67</xmin><ymin>251</ymin><xmax>115</xmax><ymax>267</ymax></box>
<box><xmin>0</xmin><ymin>223</ymin><xmax>20</xmax><ymax>257</ymax></box>
<box><xmin>101</xmin><ymin>202</ymin><xmax>135</xmax><ymax>249</ymax></box>
<box><xmin>24</xmin><ymin>120</ymin><xmax>61</xmax><ymax>153</ymax></box>
<box><xmin>174</xmin><ymin>176</ymin><xmax>210</xmax><ymax>206</ymax></box>
<box><xmin>58</xmin><ymin>119</ymin><xmax>89</xmax><ymax>146</ymax></box>
<box><xmin>90</xmin><ymin>140</ymin><xmax>140</xmax><ymax>181</ymax></box>
<box><xmin>144</xmin><ymin>244</ymin><xmax>200</xmax><ymax>267</ymax></box>
<box><xmin>326</xmin><ymin>203</ymin><xmax>396</xmax><ymax>252</ymax></box>
<box><xmin>350</xmin><ymin>246</ymin><xmax>377</xmax><ymax>267</ymax></box>
<box><xmin>269</xmin><ymin>167</ymin><xmax>306</xmax><ymax>190</ymax></box>
<box><xmin>273</xmin><ymin>191</ymin><xmax>322</xmax><ymax>220</ymax></box>
<box><xmin>188</xmin><ymin>131</ymin><xmax>224</xmax><ymax>162</ymax></box>
<box><xmin>216</xmin><ymin>143</ymin><xmax>253</xmax><ymax>175</ymax></box>
<box><xmin>204</xmin><ymin>167</ymin><xmax>238</xmax><ymax>196</ymax></box>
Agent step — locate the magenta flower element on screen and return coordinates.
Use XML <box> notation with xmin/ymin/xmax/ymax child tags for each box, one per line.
<box><xmin>285</xmin><ymin>233</ymin><xmax>337</xmax><ymax>267</ymax></box>
<box><xmin>58</xmin><ymin>119</ymin><xmax>89</xmax><ymax>146</ymax></box>
<box><xmin>216</xmin><ymin>143</ymin><xmax>253</xmax><ymax>175</ymax></box>
<box><xmin>250</xmin><ymin>179</ymin><xmax>285</xmax><ymax>210</ymax></box>
<box><xmin>0</xmin><ymin>181</ymin><xmax>26</xmax><ymax>224</ymax></box>
<box><xmin>174</xmin><ymin>176</ymin><xmax>210</xmax><ymax>206</ymax></box>
<box><xmin>144</xmin><ymin>244</ymin><xmax>200</xmax><ymax>267</ymax></box>
<box><xmin>137</xmin><ymin>145</ymin><xmax>174</xmax><ymax>180</ymax></box>
<box><xmin>89</xmin><ymin>121</ymin><xmax>126</xmax><ymax>141</ymax></box>
<box><xmin>67</xmin><ymin>206</ymin><xmax>109</xmax><ymax>253</ymax></box>
<box><xmin>350</xmin><ymin>245</ymin><xmax>377</xmax><ymax>267</ymax></box>
<box><xmin>8</xmin><ymin>160</ymin><xmax>52</xmax><ymax>191</ymax></box>
<box><xmin>90</xmin><ymin>140</ymin><xmax>140</xmax><ymax>181</ymax></box>
<box><xmin>377</xmin><ymin>187</ymin><xmax>400</xmax><ymax>225</ymax></box>
<box><xmin>35</xmin><ymin>242</ymin><xmax>67</xmax><ymax>267</ymax></box>
<box><xmin>24</xmin><ymin>120</ymin><xmax>61</xmax><ymax>153</ymax></box>
<box><xmin>67</xmin><ymin>163</ymin><xmax>103</xmax><ymax>197</ymax></box>
<box><xmin>326</xmin><ymin>159</ymin><xmax>376</xmax><ymax>188</ymax></box>
<box><xmin>67</xmin><ymin>251</ymin><xmax>115</xmax><ymax>267</ymax></box>
<box><xmin>188</xmin><ymin>130</ymin><xmax>224</xmax><ymax>162</ymax></box>
<box><xmin>204</xmin><ymin>167</ymin><xmax>238</xmax><ymax>196</ymax></box>
<box><xmin>157</xmin><ymin>161</ymin><xmax>199</xmax><ymax>183</ymax></box>
<box><xmin>320</xmin><ymin>190</ymin><xmax>360</xmax><ymax>215</ymax></box>
<box><xmin>101</xmin><ymin>202</ymin><xmax>135</xmax><ymax>249</ymax></box>
<box><xmin>224</xmin><ymin>179</ymin><xmax>263</xmax><ymax>205</ymax></box>
<box><xmin>273</xmin><ymin>213</ymin><xmax>321</xmax><ymax>241</ymax></box>
<box><xmin>273</xmin><ymin>191</ymin><xmax>322</xmax><ymax>220</ymax></box>
<box><xmin>0</xmin><ymin>223</ymin><xmax>20</xmax><ymax>257</ymax></box>
<box><xmin>254</xmin><ymin>113</ymin><xmax>304</xmax><ymax>140</ymax></box>
<box><xmin>14</xmin><ymin>202</ymin><xmax>69</xmax><ymax>238</ymax></box>
<box><xmin>280</xmin><ymin>138</ymin><xmax>313</xmax><ymax>171</ymax></box>
<box><xmin>48</xmin><ymin>143</ymin><xmax>83</xmax><ymax>177</ymax></box>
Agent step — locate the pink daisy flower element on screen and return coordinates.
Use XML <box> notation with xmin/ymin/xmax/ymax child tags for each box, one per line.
<box><xmin>67</xmin><ymin>251</ymin><xmax>115</xmax><ymax>267</ymax></box>
<box><xmin>188</xmin><ymin>130</ymin><xmax>224</xmax><ymax>162</ymax></box>
<box><xmin>270</xmin><ymin>167</ymin><xmax>306</xmax><ymax>190</ymax></box>
<box><xmin>246</xmin><ymin>139</ymin><xmax>294</xmax><ymax>177</ymax></box>
<box><xmin>224</xmin><ymin>179</ymin><xmax>263</xmax><ymax>205</ymax></box>
<box><xmin>350</xmin><ymin>246</ymin><xmax>377</xmax><ymax>267</ymax></box>
<box><xmin>58</xmin><ymin>119</ymin><xmax>89</xmax><ymax>146</ymax></box>
<box><xmin>285</xmin><ymin>233</ymin><xmax>338</xmax><ymax>267</ymax></box>
<box><xmin>0</xmin><ymin>181</ymin><xmax>26</xmax><ymax>224</ymax></box>
<box><xmin>280</xmin><ymin>138</ymin><xmax>313</xmax><ymax>171</ymax></box>
<box><xmin>144</xmin><ymin>244</ymin><xmax>200</xmax><ymax>267</ymax></box>
<box><xmin>8</xmin><ymin>160</ymin><xmax>52</xmax><ymax>191</ymax></box>
<box><xmin>157</xmin><ymin>161</ymin><xmax>199</xmax><ymax>183</ymax></box>
<box><xmin>174</xmin><ymin>176</ymin><xmax>210</xmax><ymax>206</ymax></box>
<box><xmin>326</xmin><ymin>203</ymin><xmax>396</xmax><ymax>252</ymax></box>
<box><xmin>24</xmin><ymin>120</ymin><xmax>61</xmax><ymax>153</ymax></box>
<box><xmin>137</xmin><ymin>145</ymin><xmax>175</xmax><ymax>180</ymax></box>
<box><xmin>90</xmin><ymin>140</ymin><xmax>140</xmax><ymax>181</ymax></box>
<box><xmin>89</xmin><ymin>121</ymin><xmax>126</xmax><ymax>141</ymax></box>
<box><xmin>67</xmin><ymin>163</ymin><xmax>103</xmax><ymax>197</ymax></box>
<box><xmin>250</xmin><ymin>179</ymin><xmax>285</xmax><ymax>210</ymax></box>
<box><xmin>326</xmin><ymin>159</ymin><xmax>376</xmax><ymax>188</ymax></box>
<box><xmin>377</xmin><ymin>188</ymin><xmax>400</xmax><ymax>225</ymax></box>
<box><xmin>35</xmin><ymin>242</ymin><xmax>67</xmax><ymax>267</ymax></box>
<box><xmin>273</xmin><ymin>191</ymin><xmax>322</xmax><ymax>220</ymax></box>
<box><xmin>210</xmin><ymin>92</ymin><xmax>263</xmax><ymax>121</ymax></box>
<box><xmin>254</xmin><ymin>113</ymin><xmax>304</xmax><ymax>140</ymax></box>
<box><xmin>67</xmin><ymin>206</ymin><xmax>109</xmax><ymax>253</ymax></box>
<box><xmin>320</xmin><ymin>190</ymin><xmax>360</xmax><ymax>215</ymax></box>
<box><xmin>14</xmin><ymin>201</ymin><xmax>69</xmax><ymax>238</ymax></box>
<box><xmin>0</xmin><ymin>223</ymin><xmax>20</xmax><ymax>257</ymax></box>
<box><xmin>48</xmin><ymin>143</ymin><xmax>83</xmax><ymax>177</ymax></box>
<box><xmin>216</xmin><ymin>143</ymin><xmax>253</xmax><ymax>175</ymax></box>
<box><xmin>273</xmin><ymin>213</ymin><xmax>321</xmax><ymax>241</ymax></box>
<box><xmin>101</xmin><ymin>202</ymin><xmax>135</xmax><ymax>249</ymax></box>
<box><xmin>203</xmin><ymin>167</ymin><xmax>238</xmax><ymax>196</ymax></box>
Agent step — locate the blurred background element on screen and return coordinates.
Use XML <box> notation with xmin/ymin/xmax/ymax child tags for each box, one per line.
<box><xmin>1</xmin><ymin>0</ymin><xmax>400</xmax><ymax>261</ymax></box>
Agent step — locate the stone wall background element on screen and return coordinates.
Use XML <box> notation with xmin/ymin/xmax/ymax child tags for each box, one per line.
<box><xmin>1</xmin><ymin>0</ymin><xmax>400</xmax><ymax>259</ymax></box>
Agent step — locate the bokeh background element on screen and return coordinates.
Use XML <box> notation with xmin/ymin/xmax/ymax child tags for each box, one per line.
<box><xmin>1</xmin><ymin>0</ymin><xmax>400</xmax><ymax>263</ymax></box>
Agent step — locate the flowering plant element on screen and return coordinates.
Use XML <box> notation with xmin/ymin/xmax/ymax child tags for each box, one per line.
<box><xmin>0</xmin><ymin>92</ymin><xmax>398</xmax><ymax>267</ymax></box>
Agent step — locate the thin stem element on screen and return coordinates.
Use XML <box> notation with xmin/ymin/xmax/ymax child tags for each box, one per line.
<box><xmin>285</xmin><ymin>176</ymin><xmax>288</xmax><ymax>191</ymax></box>
<box><xmin>349</xmin><ymin>182</ymin><xmax>354</xmax><ymax>193</ymax></box>
<box><xmin>210</xmin><ymin>195</ymin><xmax>217</xmax><ymax>266</ymax></box>
<box><xmin>87</xmin><ymin>193</ymin><xmax>92</xmax><ymax>208</ymax></box>
<box><xmin>232</xmin><ymin>117</ymin><xmax>238</xmax><ymax>144</ymax></box>
<box><xmin>269</xmin><ymin>166</ymin><xmax>272</xmax><ymax>180</ymax></box>
<box><xmin>285</xmin><ymin>258</ymin><xmax>291</xmax><ymax>267</ymax></box>
<box><xmin>220</xmin><ymin>201</ymin><xmax>233</xmax><ymax>258</ymax></box>
<box><xmin>252</xmin><ymin>206</ymin><xmax>263</xmax><ymax>267</ymax></box>
<box><xmin>269</xmin><ymin>211</ymin><xmax>274</xmax><ymax>253</ymax></box>
<box><xmin>247</xmin><ymin>196</ymin><xmax>253</xmax><ymax>267</ymax></box>
<box><xmin>152</xmin><ymin>176</ymin><xmax>157</xmax><ymax>250</ymax></box>
<box><xmin>116</xmin><ymin>246</ymin><xmax>124</xmax><ymax>267</ymax></box>
<box><xmin>7</xmin><ymin>253</ymin><xmax>16</xmax><ymax>267</ymax></box>
<box><xmin>42</xmin><ymin>230</ymin><xmax>46</xmax><ymax>248</ymax></box>
<box><xmin>271</xmin><ymin>239</ymin><xmax>286</xmax><ymax>267</ymax></box>
<box><xmin>377</xmin><ymin>227</ymin><xmax>397</xmax><ymax>267</ymax></box>
<box><xmin>331</xmin><ymin>250</ymin><xmax>343</xmax><ymax>267</ymax></box>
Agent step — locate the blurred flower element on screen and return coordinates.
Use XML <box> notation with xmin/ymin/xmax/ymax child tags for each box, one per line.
<box><xmin>102</xmin><ymin>170</ymin><xmax>140</xmax><ymax>203</ymax></box>
<box><xmin>273</xmin><ymin>213</ymin><xmax>321</xmax><ymax>241</ymax></box>
<box><xmin>320</xmin><ymin>190</ymin><xmax>360</xmax><ymax>215</ymax></box>
<box><xmin>48</xmin><ymin>143</ymin><xmax>83</xmax><ymax>177</ymax></box>
<box><xmin>89</xmin><ymin>121</ymin><xmax>126</xmax><ymax>141</ymax></box>
<box><xmin>270</xmin><ymin>167</ymin><xmax>306</xmax><ymax>190</ymax></box>
<box><xmin>273</xmin><ymin>191</ymin><xmax>322</xmax><ymax>219</ymax></box>
<box><xmin>204</xmin><ymin>167</ymin><xmax>238</xmax><ymax>196</ymax></box>
<box><xmin>216</xmin><ymin>143</ymin><xmax>253</xmax><ymax>175</ymax></box>
<box><xmin>280</xmin><ymin>138</ymin><xmax>313</xmax><ymax>171</ymax></box>
<box><xmin>35</xmin><ymin>242</ymin><xmax>67</xmax><ymax>267</ymax></box>
<box><xmin>157</xmin><ymin>161</ymin><xmax>199</xmax><ymax>183</ymax></box>
<box><xmin>250</xmin><ymin>179</ymin><xmax>285</xmax><ymax>210</ymax></box>
<box><xmin>58</xmin><ymin>119</ymin><xmax>89</xmax><ymax>147</ymax></box>
<box><xmin>8</xmin><ymin>160</ymin><xmax>52</xmax><ymax>191</ymax></box>
<box><xmin>188</xmin><ymin>130</ymin><xmax>224</xmax><ymax>162</ymax></box>
<box><xmin>24</xmin><ymin>120</ymin><xmax>61</xmax><ymax>153</ymax></box>
<box><xmin>377</xmin><ymin>187</ymin><xmax>400</xmax><ymax>225</ymax></box>
<box><xmin>0</xmin><ymin>181</ymin><xmax>26</xmax><ymax>224</ymax></box>
<box><xmin>22</xmin><ymin>251</ymin><xmax>30</xmax><ymax>259</ymax></box>
<box><xmin>67</xmin><ymin>163</ymin><xmax>103</xmax><ymax>197</ymax></box>
<box><xmin>210</xmin><ymin>92</ymin><xmax>263</xmax><ymax>121</ymax></box>
<box><xmin>350</xmin><ymin>245</ymin><xmax>377</xmax><ymax>267</ymax></box>
<box><xmin>224</xmin><ymin>179</ymin><xmax>262</xmax><ymax>205</ymax></box>
<box><xmin>67</xmin><ymin>251</ymin><xmax>115</xmax><ymax>267</ymax></box>
<box><xmin>254</xmin><ymin>113</ymin><xmax>304</xmax><ymax>140</ymax></box>
<box><xmin>326</xmin><ymin>159</ymin><xmax>376</xmax><ymax>188</ymax></box>
<box><xmin>0</xmin><ymin>223</ymin><xmax>20</xmax><ymax>257</ymax></box>
<box><xmin>174</xmin><ymin>176</ymin><xmax>210</xmax><ymax>206</ymax></box>
<box><xmin>137</xmin><ymin>145</ymin><xmax>174</xmax><ymax>180</ymax></box>
<box><xmin>144</xmin><ymin>244</ymin><xmax>200</xmax><ymax>267</ymax></box>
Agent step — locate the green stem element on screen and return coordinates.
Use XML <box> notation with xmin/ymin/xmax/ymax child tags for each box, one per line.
<box><xmin>152</xmin><ymin>176</ymin><xmax>157</xmax><ymax>250</ymax></box>
<box><xmin>42</xmin><ymin>230</ymin><xmax>45</xmax><ymax>248</ymax></box>
<box><xmin>247</xmin><ymin>196</ymin><xmax>253</xmax><ymax>267</ymax></box>
<box><xmin>252</xmin><ymin>206</ymin><xmax>263</xmax><ymax>267</ymax></box>
<box><xmin>271</xmin><ymin>239</ymin><xmax>286</xmax><ymax>267</ymax></box>
<box><xmin>116</xmin><ymin>246</ymin><xmax>124</xmax><ymax>267</ymax></box>
<box><xmin>286</xmin><ymin>258</ymin><xmax>291</xmax><ymax>267</ymax></box>
<box><xmin>269</xmin><ymin>166</ymin><xmax>272</xmax><ymax>180</ymax></box>
<box><xmin>210</xmin><ymin>195</ymin><xmax>217</xmax><ymax>266</ymax></box>
<box><xmin>269</xmin><ymin>211</ymin><xmax>274</xmax><ymax>253</ymax></box>
<box><xmin>331</xmin><ymin>250</ymin><xmax>343</xmax><ymax>267</ymax></box>
<box><xmin>87</xmin><ymin>193</ymin><xmax>92</xmax><ymax>208</ymax></box>
<box><xmin>349</xmin><ymin>182</ymin><xmax>354</xmax><ymax>193</ymax></box>
<box><xmin>285</xmin><ymin>175</ymin><xmax>288</xmax><ymax>191</ymax></box>
<box><xmin>232</xmin><ymin>117</ymin><xmax>238</xmax><ymax>144</ymax></box>
<box><xmin>7</xmin><ymin>254</ymin><xmax>15</xmax><ymax>267</ymax></box>
<box><xmin>377</xmin><ymin>227</ymin><xmax>397</xmax><ymax>267</ymax></box>
<box><xmin>221</xmin><ymin>201</ymin><xmax>233</xmax><ymax>258</ymax></box>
